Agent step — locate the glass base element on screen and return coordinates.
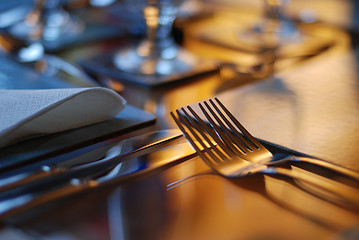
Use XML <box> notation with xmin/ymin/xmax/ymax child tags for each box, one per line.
<box><xmin>113</xmin><ymin>44</ymin><xmax>198</xmax><ymax>76</ymax></box>
<box><xmin>79</xmin><ymin>46</ymin><xmax>218</xmax><ymax>88</ymax></box>
<box><xmin>7</xmin><ymin>10</ymin><xmax>84</xmax><ymax>43</ymax></box>
<box><xmin>240</xmin><ymin>21</ymin><xmax>302</xmax><ymax>48</ymax></box>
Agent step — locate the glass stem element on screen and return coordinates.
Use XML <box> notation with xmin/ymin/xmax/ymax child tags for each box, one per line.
<box><xmin>262</xmin><ymin>0</ymin><xmax>292</xmax><ymax>34</ymax></box>
<box><xmin>25</xmin><ymin>0</ymin><xmax>46</xmax><ymax>26</ymax></box>
<box><xmin>264</xmin><ymin>0</ymin><xmax>288</xmax><ymax>21</ymax></box>
<box><xmin>139</xmin><ymin>5</ymin><xmax>176</xmax><ymax>57</ymax></box>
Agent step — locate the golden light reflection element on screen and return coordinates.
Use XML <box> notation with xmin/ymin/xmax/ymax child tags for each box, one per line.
<box><xmin>143</xmin><ymin>6</ymin><xmax>160</xmax><ymax>28</ymax></box>
<box><xmin>0</xmin><ymin>35</ymin><xmax>11</xmax><ymax>52</ymax></box>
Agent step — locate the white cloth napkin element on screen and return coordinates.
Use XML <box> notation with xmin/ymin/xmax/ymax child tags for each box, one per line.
<box><xmin>0</xmin><ymin>87</ymin><xmax>126</xmax><ymax>148</ymax></box>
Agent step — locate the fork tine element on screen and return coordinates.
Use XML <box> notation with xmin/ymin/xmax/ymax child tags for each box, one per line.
<box><xmin>180</xmin><ymin>107</ymin><xmax>230</xmax><ymax>162</ymax></box>
<box><xmin>181</xmin><ymin>106</ymin><xmax>238</xmax><ymax>162</ymax></box>
<box><xmin>198</xmin><ymin>102</ymin><xmax>244</xmax><ymax>154</ymax></box>
<box><xmin>205</xmin><ymin>99</ymin><xmax>256</xmax><ymax>151</ymax></box>
<box><xmin>186</xmin><ymin>106</ymin><xmax>234</xmax><ymax>157</ymax></box>
<box><xmin>206</xmin><ymin>99</ymin><xmax>257</xmax><ymax>151</ymax></box>
<box><xmin>170</xmin><ymin>110</ymin><xmax>208</xmax><ymax>159</ymax></box>
<box><xmin>200</xmin><ymin>100</ymin><xmax>251</xmax><ymax>154</ymax></box>
<box><xmin>170</xmin><ymin>110</ymin><xmax>225</xmax><ymax>166</ymax></box>
<box><xmin>214</xmin><ymin>98</ymin><xmax>265</xmax><ymax>150</ymax></box>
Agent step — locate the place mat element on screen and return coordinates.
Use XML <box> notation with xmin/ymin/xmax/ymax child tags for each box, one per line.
<box><xmin>79</xmin><ymin>52</ymin><xmax>219</xmax><ymax>88</ymax></box>
<box><xmin>196</xmin><ymin>21</ymin><xmax>333</xmax><ymax>56</ymax></box>
<box><xmin>184</xmin><ymin>10</ymin><xmax>342</xmax><ymax>64</ymax></box>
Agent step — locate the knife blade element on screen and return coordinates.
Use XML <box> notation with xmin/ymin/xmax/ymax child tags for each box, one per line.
<box><xmin>0</xmin><ymin>142</ymin><xmax>196</xmax><ymax>219</ymax></box>
<box><xmin>0</xmin><ymin>129</ymin><xmax>184</xmax><ymax>193</ymax></box>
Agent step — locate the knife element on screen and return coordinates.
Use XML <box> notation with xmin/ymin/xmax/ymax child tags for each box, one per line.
<box><xmin>0</xmin><ymin>129</ymin><xmax>184</xmax><ymax>193</ymax></box>
<box><xmin>0</xmin><ymin>142</ymin><xmax>196</xmax><ymax>219</ymax></box>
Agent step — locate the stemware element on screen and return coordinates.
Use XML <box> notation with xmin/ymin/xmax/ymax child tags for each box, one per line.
<box><xmin>241</xmin><ymin>0</ymin><xmax>301</xmax><ymax>48</ymax></box>
<box><xmin>113</xmin><ymin>0</ymin><xmax>197</xmax><ymax>76</ymax></box>
<box><xmin>7</xmin><ymin>0</ymin><xmax>84</xmax><ymax>44</ymax></box>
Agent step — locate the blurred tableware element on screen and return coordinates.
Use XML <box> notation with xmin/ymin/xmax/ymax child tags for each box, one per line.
<box><xmin>185</xmin><ymin>1</ymin><xmax>336</xmax><ymax>74</ymax></box>
<box><xmin>241</xmin><ymin>0</ymin><xmax>300</xmax><ymax>48</ymax></box>
<box><xmin>112</xmin><ymin>0</ymin><xmax>198</xmax><ymax>76</ymax></box>
<box><xmin>0</xmin><ymin>140</ymin><xmax>195</xmax><ymax>219</ymax></box>
<box><xmin>171</xmin><ymin>98</ymin><xmax>359</xmax><ymax>209</ymax></box>
<box><xmin>7</xmin><ymin>0</ymin><xmax>84</xmax><ymax>43</ymax></box>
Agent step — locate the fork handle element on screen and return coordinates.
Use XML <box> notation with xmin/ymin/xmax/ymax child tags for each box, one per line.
<box><xmin>271</xmin><ymin>156</ymin><xmax>359</xmax><ymax>182</ymax></box>
<box><xmin>263</xmin><ymin>167</ymin><xmax>359</xmax><ymax>209</ymax></box>
<box><xmin>292</xmin><ymin>156</ymin><xmax>359</xmax><ymax>181</ymax></box>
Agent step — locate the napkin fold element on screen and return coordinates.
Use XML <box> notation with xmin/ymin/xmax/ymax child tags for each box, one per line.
<box><xmin>0</xmin><ymin>87</ymin><xmax>126</xmax><ymax>148</ymax></box>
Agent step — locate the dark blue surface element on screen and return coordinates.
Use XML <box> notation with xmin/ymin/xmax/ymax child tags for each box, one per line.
<box><xmin>0</xmin><ymin>56</ymin><xmax>74</xmax><ymax>89</ymax></box>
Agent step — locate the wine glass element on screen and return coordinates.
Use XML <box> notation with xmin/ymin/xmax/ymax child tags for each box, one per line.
<box><xmin>7</xmin><ymin>0</ymin><xmax>84</xmax><ymax>44</ymax></box>
<box><xmin>241</xmin><ymin>0</ymin><xmax>301</xmax><ymax>48</ymax></box>
<box><xmin>113</xmin><ymin>0</ymin><xmax>197</xmax><ymax>76</ymax></box>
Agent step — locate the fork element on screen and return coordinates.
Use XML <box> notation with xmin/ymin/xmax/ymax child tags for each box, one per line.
<box><xmin>171</xmin><ymin>98</ymin><xmax>359</xmax><ymax>208</ymax></box>
<box><xmin>178</xmin><ymin>98</ymin><xmax>359</xmax><ymax>182</ymax></box>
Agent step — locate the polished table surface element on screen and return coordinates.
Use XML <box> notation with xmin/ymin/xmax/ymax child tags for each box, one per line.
<box><xmin>1</xmin><ymin>1</ymin><xmax>359</xmax><ymax>240</ymax></box>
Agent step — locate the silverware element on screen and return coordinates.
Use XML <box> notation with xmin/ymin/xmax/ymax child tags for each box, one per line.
<box><xmin>0</xmin><ymin>142</ymin><xmax>195</xmax><ymax>219</ymax></box>
<box><xmin>0</xmin><ymin>129</ymin><xmax>184</xmax><ymax>193</ymax></box>
<box><xmin>180</xmin><ymin>98</ymin><xmax>359</xmax><ymax>182</ymax></box>
<box><xmin>171</xmin><ymin>98</ymin><xmax>359</xmax><ymax>208</ymax></box>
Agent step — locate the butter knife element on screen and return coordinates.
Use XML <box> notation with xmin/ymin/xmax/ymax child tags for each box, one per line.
<box><xmin>0</xmin><ymin>129</ymin><xmax>184</xmax><ymax>193</ymax></box>
<box><xmin>0</xmin><ymin>142</ymin><xmax>196</xmax><ymax>219</ymax></box>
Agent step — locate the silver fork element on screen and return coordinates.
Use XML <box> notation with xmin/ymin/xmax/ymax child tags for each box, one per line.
<box><xmin>171</xmin><ymin>99</ymin><xmax>359</xmax><ymax>208</ymax></box>
<box><xmin>186</xmin><ymin>98</ymin><xmax>359</xmax><ymax>181</ymax></box>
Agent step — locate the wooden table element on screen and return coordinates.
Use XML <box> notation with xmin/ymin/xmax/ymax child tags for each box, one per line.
<box><xmin>0</xmin><ymin>3</ymin><xmax>358</xmax><ymax>240</ymax></box>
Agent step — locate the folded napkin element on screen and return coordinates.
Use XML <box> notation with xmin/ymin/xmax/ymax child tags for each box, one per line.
<box><xmin>0</xmin><ymin>87</ymin><xmax>126</xmax><ymax>148</ymax></box>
